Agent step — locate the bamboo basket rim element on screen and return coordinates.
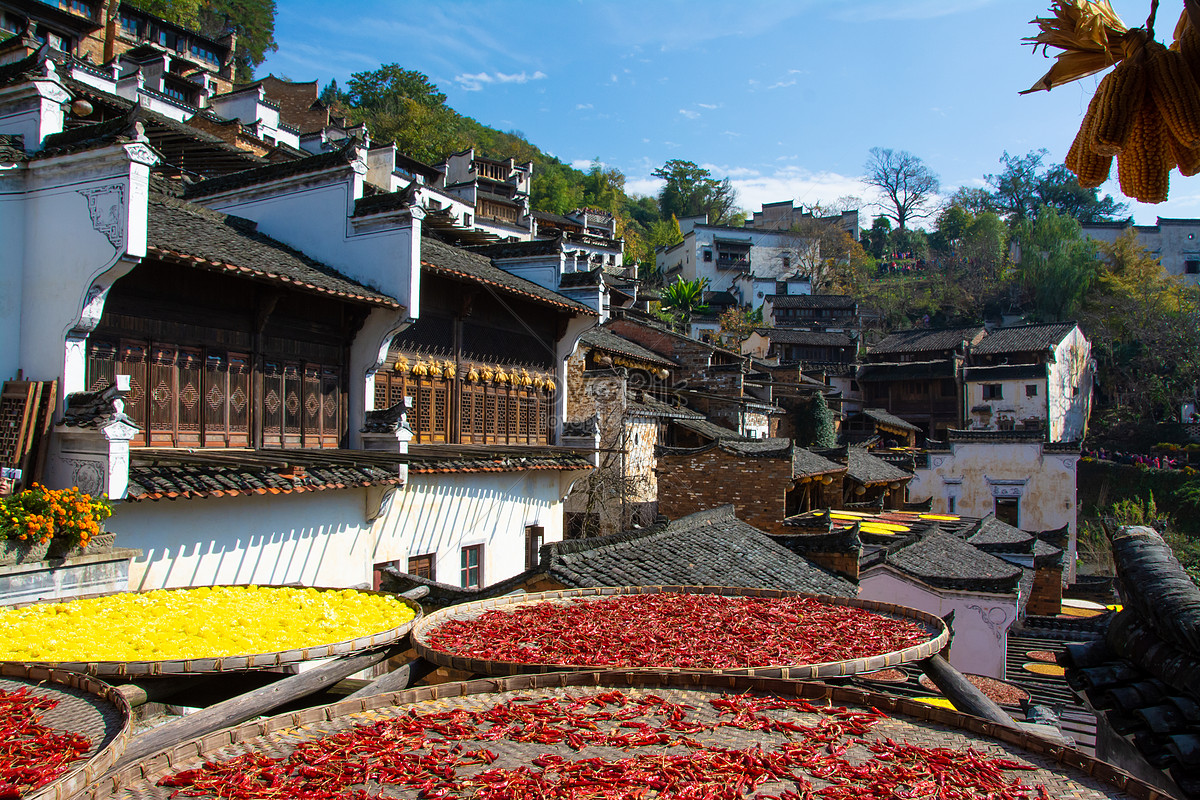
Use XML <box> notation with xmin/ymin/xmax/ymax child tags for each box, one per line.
<box><xmin>411</xmin><ymin>585</ymin><xmax>949</xmax><ymax>679</ymax></box>
<box><xmin>0</xmin><ymin>585</ymin><xmax>422</xmax><ymax>677</ymax></box>
<box><xmin>87</xmin><ymin>670</ymin><xmax>1157</xmax><ymax>800</ymax></box>
<box><xmin>0</xmin><ymin>662</ymin><xmax>131</xmax><ymax>800</ymax></box>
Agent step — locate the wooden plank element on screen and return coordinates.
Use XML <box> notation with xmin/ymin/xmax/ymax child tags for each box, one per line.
<box><xmin>109</xmin><ymin>643</ymin><xmax>406</xmax><ymax>771</ymax></box>
<box><xmin>344</xmin><ymin>658</ymin><xmax>438</xmax><ymax>700</ymax></box>
<box><xmin>917</xmin><ymin>655</ymin><xmax>1019</xmax><ymax>730</ymax></box>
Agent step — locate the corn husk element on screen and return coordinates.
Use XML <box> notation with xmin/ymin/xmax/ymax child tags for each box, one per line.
<box><xmin>1022</xmin><ymin>0</ymin><xmax>1129</xmax><ymax>93</ymax></box>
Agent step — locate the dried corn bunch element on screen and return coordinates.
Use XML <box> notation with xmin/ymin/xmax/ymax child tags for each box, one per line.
<box><xmin>1026</xmin><ymin>1</ymin><xmax>1200</xmax><ymax>203</ymax></box>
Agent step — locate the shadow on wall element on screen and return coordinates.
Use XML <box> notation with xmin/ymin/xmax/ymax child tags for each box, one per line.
<box><xmin>108</xmin><ymin>492</ymin><xmax>372</xmax><ymax>589</ymax></box>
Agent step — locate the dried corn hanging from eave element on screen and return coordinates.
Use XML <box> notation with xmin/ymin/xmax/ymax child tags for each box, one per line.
<box><xmin>1024</xmin><ymin>0</ymin><xmax>1200</xmax><ymax>203</ymax></box>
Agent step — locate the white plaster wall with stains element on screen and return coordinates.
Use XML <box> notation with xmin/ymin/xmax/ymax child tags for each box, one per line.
<box><xmin>908</xmin><ymin>441</ymin><xmax>1080</xmax><ymax>581</ymax></box>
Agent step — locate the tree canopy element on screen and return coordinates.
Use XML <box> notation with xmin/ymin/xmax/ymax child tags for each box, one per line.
<box><xmin>652</xmin><ymin>160</ymin><xmax>741</xmax><ymax>225</ymax></box>
<box><xmin>985</xmin><ymin>150</ymin><xmax>1128</xmax><ymax>225</ymax></box>
<box><xmin>124</xmin><ymin>0</ymin><xmax>277</xmax><ymax>81</ymax></box>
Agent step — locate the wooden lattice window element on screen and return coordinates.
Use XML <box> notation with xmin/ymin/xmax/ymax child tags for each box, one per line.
<box><xmin>148</xmin><ymin>345</ymin><xmax>177</xmax><ymax>446</ymax></box>
<box><xmin>262</xmin><ymin>360</ymin><xmax>284</xmax><ymax>448</ymax></box>
<box><xmin>408</xmin><ymin>553</ymin><xmax>435</xmax><ymax>581</ymax></box>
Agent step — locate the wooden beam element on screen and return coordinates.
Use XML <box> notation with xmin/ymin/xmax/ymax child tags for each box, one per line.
<box><xmin>344</xmin><ymin>657</ymin><xmax>438</xmax><ymax>700</ymax></box>
<box><xmin>917</xmin><ymin>655</ymin><xmax>1018</xmax><ymax>730</ymax></box>
<box><xmin>109</xmin><ymin>644</ymin><xmax>406</xmax><ymax>771</ymax></box>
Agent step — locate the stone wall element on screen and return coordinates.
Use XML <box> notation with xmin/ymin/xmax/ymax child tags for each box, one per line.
<box><xmin>657</xmin><ymin>446</ymin><xmax>792</xmax><ymax>534</ymax></box>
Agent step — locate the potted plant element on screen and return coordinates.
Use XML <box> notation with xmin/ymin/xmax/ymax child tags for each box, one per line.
<box><xmin>0</xmin><ymin>484</ymin><xmax>113</xmax><ymax>564</ymax></box>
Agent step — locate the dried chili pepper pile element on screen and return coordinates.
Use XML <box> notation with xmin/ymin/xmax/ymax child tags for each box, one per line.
<box><xmin>158</xmin><ymin>690</ymin><xmax>1052</xmax><ymax>800</ymax></box>
<box><xmin>0</xmin><ymin>687</ymin><xmax>91</xmax><ymax>798</ymax></box>
<box><xmin>425</xmin><ymin>594</ymin><xmax>931</xmax><ymax>668</ymax></box>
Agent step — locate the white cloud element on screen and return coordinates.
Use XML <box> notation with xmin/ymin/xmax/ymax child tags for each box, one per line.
<box><xmin>576</xmin><ymin>103</ymin><xmax>594</xmax><ymax>110</ymax></box>
<box><xmin>727</xmin><ymin>166</ymin><xmax>879</xmax><ymax>217</ymax></box>
<box><xmin>679</xmin><ymin>109</ymin><xmax>701</xmax><ymax>120</ymax></box>
<box><xmin>700</xmin><ymin>163</ymin><xmax>760</xmax><ymax>179</ymax></box>
<box><xmin>767</xmin><ymin>78</ymin><xmax>797</xmax><ymax>90</ymax></box>
<box><xmin>722</xmin><ymin>130</ymin><xmax>741</xmax><ymax>137</ymax></box>
<box><xmin>453</xmin><ymin>70</ymin><xmax>548</xmax><ymax>91</ymax></box>
<box><xmin>571</xmin><ymin>159</ymin><xmax>594</xmax><ymax>170</ymax></box>
<box><xmin>697</xmin><ymin>102</ymin><xmax>719</xmax><ymax>110</ymax></box>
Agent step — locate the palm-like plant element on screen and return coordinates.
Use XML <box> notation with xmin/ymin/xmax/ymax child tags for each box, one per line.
<box><xmin>660</xmin><ymin>277</ymin><xmax>709</xmax><ymax>324</ymax></box>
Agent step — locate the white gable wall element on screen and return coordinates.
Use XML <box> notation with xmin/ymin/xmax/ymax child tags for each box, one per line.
<box><xmin>859</xmin><ymin>567</ymin><xmax>1016</xmax><ymax>678</ymax></box>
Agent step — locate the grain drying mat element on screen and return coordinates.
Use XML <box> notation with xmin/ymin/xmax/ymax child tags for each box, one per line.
<box><xmin>413</xmin><ymin>585</ymin><xmax>948</xmax><ymax>679</ymax></box>
<box><xmin>0</xmin><ymin>663</ymin><xmax>131</xmax><ymax>800</ymax></box>
<box><xmin>87</xmin><ymin>671</ymin><xmax>1157</xmax><ymax>800</ymax></box>
<box><xmin>0</xmin><ymin>586</ymin><xmax>422</xmax><ymax>678</ymax></box>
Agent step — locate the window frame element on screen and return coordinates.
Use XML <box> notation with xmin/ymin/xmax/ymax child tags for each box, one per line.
<box><xmin>407</xmin><ymin>553</ymin><xmax>436</xmax><ymax>581</ymax></box>
<box><xmin>460</xmin><ymin>544</ymin><xmax>483</xmax><ymax>589</ymax></box>
<box><xmin>982</xmin><ymin>383</ymin><xmax>1003</xmax><ymax>400</ymax></box>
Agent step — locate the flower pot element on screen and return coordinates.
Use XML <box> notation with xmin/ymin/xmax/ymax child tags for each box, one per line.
<box><xmin>49</xmin><ymin>532</ymin><xmax>117</xmax><ymax>561</ymax></box>
<box><xmin>0</xmin><ymin>539</ymin><xmax>52</xmax><ymax>566</ymax></box>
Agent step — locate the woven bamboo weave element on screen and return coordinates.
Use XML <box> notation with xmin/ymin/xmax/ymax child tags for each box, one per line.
<box><xmin>83</xmin><ymin>671</ymin><xmax>1162</xmax><ymax>800</ymax></box>
<box><xmin>412</xmin><ymin>585</ymin><xmax>948</xmax><ymax>678</ymax></box>
<box><xmin>0</xmin><ymin>586</ymin><xmax>421</xmax><ymax>677</ymax></box>
<box><xmin>0</xmin><ymin>663</ymin><xmax>130</xmax><ymax>800</ymax></box>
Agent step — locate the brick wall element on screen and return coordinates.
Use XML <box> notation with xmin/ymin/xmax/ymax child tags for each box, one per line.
<box><xmin>1027</xmin><ymin>564</ymin><xmax>1064</xmax><ymax>616</ymax></box>
<box><xmin>257</xmin><ymin>77</ymin><xmax>330</xmax><ymax>134</ymax></box>
<box><xmin>657</xmin><ymin>446</ymin><xmax>792</xmax><ymax>534</ymax></box>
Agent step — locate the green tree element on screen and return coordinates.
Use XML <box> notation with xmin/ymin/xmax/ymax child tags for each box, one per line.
<box><xmin>794</xmin><ymin>393</ymin><xmax>836</xmax><ymax>448</ymax></box>
<box><xmin>652</xmin><ymin>160</ymin><xmax>740</xmax><ymax>225</ymax></box>
<box><xmin>864</xmin><ymin>216</ymin><xmax>891</xmax><ymax>260</ymax></box>
<box><xmin>986</xmin><ymin>150</ymin><xmax>1127</xmax><ymax>225</ymax></box>
<box><xmin>1011</xmin><ymin>207</ymin><xmax>1098</xmax><ymax>321</ymax></box>
<box><xmin>126</xmin><ymin>0</ymin><xmax>277</xmax><ymax>81</ymax></box>
<box><xmin>659</xmin><ymin>277</ymin><xmax>710</xmax><ymax>324</ymax></box>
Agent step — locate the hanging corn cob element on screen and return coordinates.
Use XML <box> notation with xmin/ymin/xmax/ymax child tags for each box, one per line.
<box><xmin>1024</xmin><ymin>0</ymin><xmax>1200</xmax><ymax>202</ymax></box>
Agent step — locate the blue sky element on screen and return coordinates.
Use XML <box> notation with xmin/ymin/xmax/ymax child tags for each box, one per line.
<box><xmin>260</xmin><ymin>0</ymin><xmax>1200</xmax><ymax>226</ymax></box>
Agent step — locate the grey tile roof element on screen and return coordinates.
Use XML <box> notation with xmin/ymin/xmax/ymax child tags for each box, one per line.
<box><xmin>674</xmin><ymin>417</ymin><xmax>745</xmax><ymax>442</ymax></box>
<box><xmin>793</xmin><ymin>447</ymin><xmax>845</xmax><ymax>477</ymax></box>
<box><xmin>966</xmin><ymin>515</ymin><xmax>1036</xmax><ymax>552</ymax></box>
<box><xmin>146</xmin><ymin>191</ymin><xmax>402</xmax><ymax>308</ymax></box>
<box><xmin>846</xmin><ymin>447</ymin><xmax>913</xmax><ymax>485</ymax></box>
<box><xmin>869</xmin><ymin>530</ymin><xmax>1023</xmax><ymax>592</ymax></box>
<box><xmin>1060</xmin><ymin>527</ymin><xmax>1200</xmax><ymax>798</ymax></box>
<box><xmin>625</xmin><ymin>393</ymin><xmax>704</xmax><ymax>420</ymax></box>
<box><xmin>857</xmin><ymin>360</ymin><xmax>957</xmax><ymax>381</ymax></box>
<box><xmin>869</xmin><ymin>326</ymin><xmax>985</xmax><ymax>356</ymax></box>
<box><xmin>581</xmin><ymin>327</ymin><xmax>678</xmax><ymax>367</ymax></box>
<box><xmin>972</xmin><ymin>323</ymin><xmax>1077</xmax><ymax>355</ymax></box>
<box><xmin>862</xmin><ymin>408</ymin><xmax>921</xmax><ymax>433</ymax></box>
<box><xmin>185</xmin><ymin>140</ymin><xmax>359</xmax><ymax>198</ymax></box>
<box><xmin>544</xmin><ymin>505</ymin><xmax>857</xmax><ymax>596</ymax></box>
<box><xmin>769</xmin><ymin>294</ymin><xmax>855</xmax><ymax>309</ymax></box>
<box><xmin>757</xmin><ymin>329</ymin><xmax>856</xmax><ymax>347</ymax></box>
<box><xmin>126</xmin><ymin>449</ymin><xmax>406</xmax><ymax>501</ymax></box>
<box><xmin>469</xmin><ymin>239</ymin><xmax>564</xmax><ymax>259</ymax></box>
<box><xmin>0</xmin><ymin>134</ymin><xmax>25</xmax><ymax>163</ymax></box>
<box><xmin>721</xmin><ymin>438</ymin><xmax>793</xmax><ymax>457</ymax></box>
<box><xmin>558</xmin><ymin>270</ymin><xmax>603</xmax><ymax>288</ymax></box>
<box><xmin>421</xmin><ymin>237</ymin><xmax>596</xmax><ymax>315</ymax></box>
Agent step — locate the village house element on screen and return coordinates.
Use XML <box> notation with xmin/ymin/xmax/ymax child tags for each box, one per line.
<box><xmin>963</xmin><ymin>322</ymin><xmax>1093</xmax><ymax>442</ymax></box>
<box><xmin>858</xmin><ymin>326</ymin><xmax>985</xmax><ymax>442</ymax></box>
<box><xmin>561</xmin><ymin>324</ymin><xmax>698</xmax><ymax>537</ymax></box>
<box><xmin>655</xmin><ymin>215</ymin><xmax>818</xmax><ymax>294</ymax></box>
<box><xmin>905</xmin><ymin>429</ymin><xmax>1082</xmax><ymax>581</ymax></box>
<box><xmin>0</xmin><ymin>49</ymin><xmax>598</xmax><ymax>595</ymax></box>
<box><xmin>779</xmin><ymin>508</ymin><xmax>1065</xmax><ymax>679</ymax></box>
<box><xmin>764</xmin><ymin>293</ymin><xmax>861</xmax><ymax>337</ymax></box>
<box><xmin>1081</xmin><ymin>216</ymin><xmax>1200</xmax><ymax>285</ymax></box>
<box><xmin>745</xmin><ymin>200</ymin><xmax>861</xmax><ymax>242</ymax></box>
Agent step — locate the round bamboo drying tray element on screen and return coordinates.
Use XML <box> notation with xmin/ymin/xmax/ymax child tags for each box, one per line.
<box><xmin>412</xmin><ymin>585</ymin><xmax>948</xmax><ymax>679</ymax></box>
<box><xmin>0</xmin><ymin>586</ymin><xmax>421</xmax><ymax>678</ymax></box>
<box><xmin>0</xmin><ymin>662</ymin><xmax>130</xmax><ymax>800</ymax></box>
<box><xmin>84</xmin><ymin>671</ymin><xmax>1155</xmax><ymax>800</ymax></box>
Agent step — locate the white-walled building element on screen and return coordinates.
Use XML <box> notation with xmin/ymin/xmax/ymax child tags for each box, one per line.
<box><xmin>1081</xmin><ymin>217</ymin><xmax>1200</xmax><ymax>285</ymax></box>
<box><xmin>906</xmin><ymin>432</ymin><xmax>1081</xmax><ymax>581</ymax></box>
<box><xmin>656</xmin><ymin>216</ymin><xmax>818</xmax><ymax>294</ymax></box>
<box><xmin>0</xmin><ymin>50</ymin><xmax>595</xmax><ymax>594</ymax></box>
<box><xmin>963</xmin><ymin>322</ymin><xmax>1093</xmax><ymax>443</ymax></box>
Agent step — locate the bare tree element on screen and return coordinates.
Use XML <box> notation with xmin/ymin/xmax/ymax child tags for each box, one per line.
<box><xmin>863</xmin><ymin>148</ymin><xmax>940</xmax><ymax>232</ymax></box>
